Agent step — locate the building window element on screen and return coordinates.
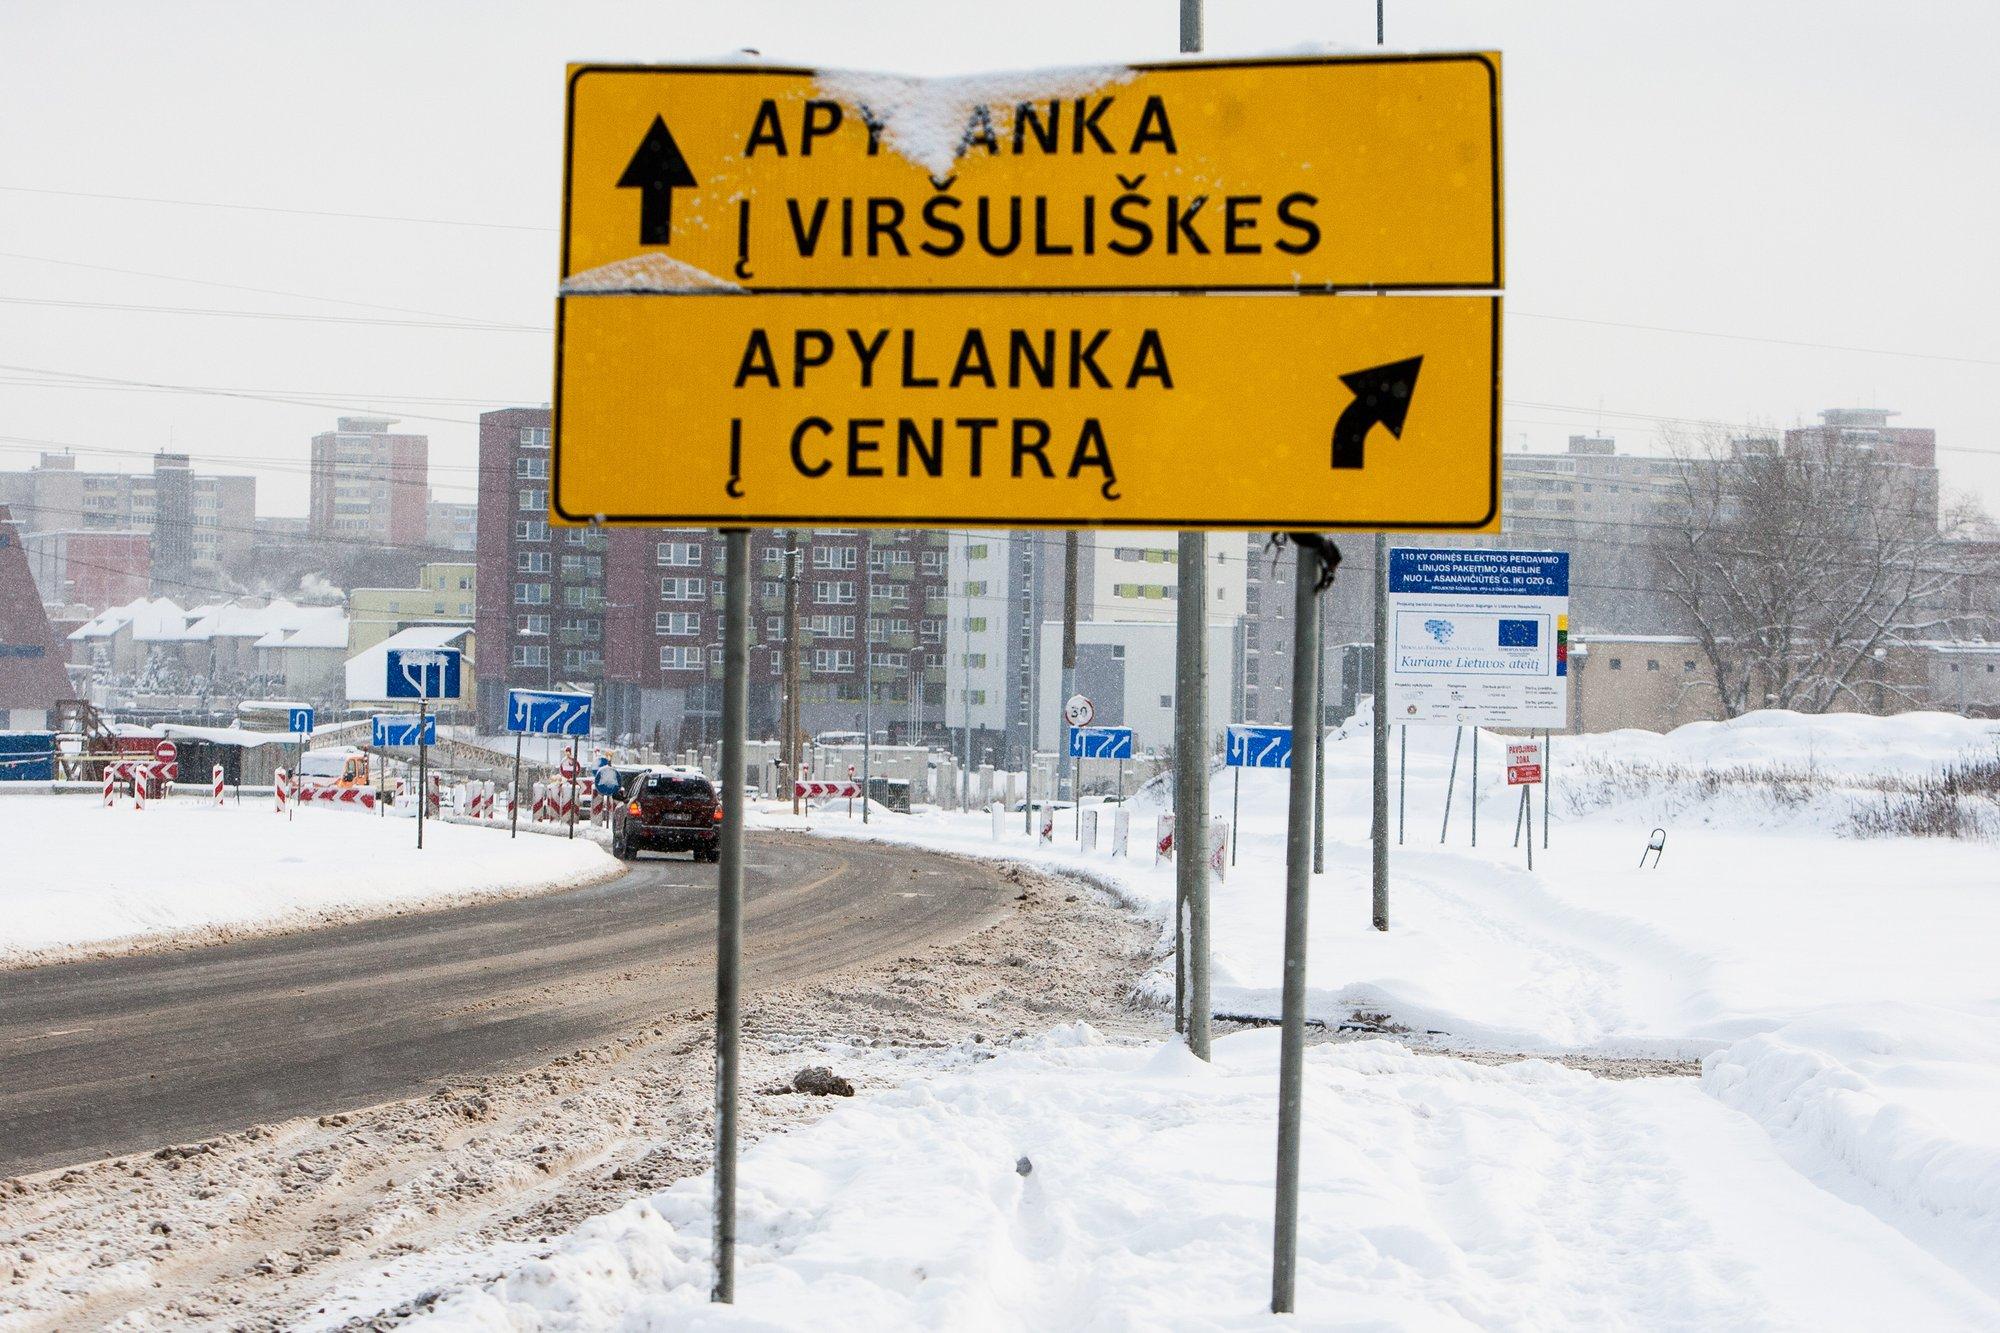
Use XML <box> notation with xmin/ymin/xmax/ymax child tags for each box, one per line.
<box><xmin>871</xmin><ymin>650</ymin><xmax>908</xmax><ymax>669</ymax></box>
<box><xmin>519</xmin><ymin>426</ymin><xmax>551</xmax><ymax>448</ymax></box>
<box><xmin>1160</xmin><ymin>694</ymin><xmax>1172</xmax><ymax>708</ymax></box>
<box><xmin>812</xmin><ymin>648</ymin><xmax>855</xmax><ymax>673</ymax></box>
<box><xmin>513</xmin><ymin>582</ymin><xmax>551</xmax><ymax>606</ymax></box>
<box><xmin>656</xmin><ymin>611</ymin><xmax>701</xmax><ymax>636</ymax></box>
<box><xmin>807</xmin><ymin>614</ymin><xmax>857</xmax><ymax>638</ymax></box>
<box><xmin>1684</xmin><ymin>660</ymin><xmax>1697</xmax><ymax>671</ymax></box>
<box><xmin>920</xmin><ymin>551</ymin><xmax>946</xmax><ymax>574</ymax></box>
<box><xmin>964</xmin><ymin>653</ymin><xmax>987</xmax><ymax>668</ymax></box>
<box><xmin>515</xmin><ymin>456</ymin><xmax>548</xmax><ymax>480</ymax></box>
<box><xmin>514</xmin><ymin>519</ymin><xmax>549</xmax><ymax>543</ymax></box>
<box><xmin>964</xmin><ymin>617</ymin><xmax>987</xmax><ymax>632</ymax></box>
<box><xmin>516</xmin><ymin>551</ymin><xmax>550</xmax><ymax>574</ymax></box>
<box><xmin>814</xmin><ymin>580</ymin><xmax>856</xmax><ymax>605</ymax></box>
<box><xmin>516</xmin><ymin>613</ymin><xmax>549</xmax><ymax>637</ymax></box>
<box><xmin>563</xmin><ymin>648</ymin><xmax>602</xmax><ymax>672</ymax></box>
<box><xmin>812</xmin><ymin>546</ymin><xmax>857</xmax><ymax>570</ymax></box>
<box><xmin>518</xmin><ymin>488</ymin><xmax>547</xmax><ymax>511</ymax></box>
<box><xmin>964</xmin><ymin>581</ymin><xmax>987</xmax><ymax>597</ymax></box>
<box><xmin>512</xmin><ymin>644</ymin><xmax>550</xmax><ymax>668</ymax></box>
<box><xmin>920</xmin><ymin>618</ymin><xmax>942</xmax><ymax>643</ymax></box>
<box><xmin>656</xmin><ymin>541</ymin><xmax>701</xmax><ymax>567</ymax></box>
<box><xmin>872</xmin><ymin>582</ymin><xmax>909</xmax><ymax>607</ymax></box>
<box><xmin>660</xmin><ymin>576</ymin><xmax>706</xmax><ymax>601</ymax></box>
<box><xmin>1647</xmin><ymin>660</ymin><xmax>1660</xmax><ymax>672</ymax></box>
<box><xmin>1609</xmin><ymin>658</ymin><xmax>1623</xmax><ymax>670</ymax></box>
<box><xmin>659</xmin><ymin>645</ymin><xmax>703</xmax><ymax>670</ymax></box>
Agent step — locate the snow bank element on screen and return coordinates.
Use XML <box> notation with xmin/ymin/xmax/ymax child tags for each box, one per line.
<box><xmin>0</xmin><ymin>795</ymin><xmax>618</xmax><ymax>965</ymax></box>
<box><xmin>413</xmin><ymin>1031</ymin><xmax>1999</xmax><ymax>1330</ymax></box>
<box><xmin>780</xmin><ymin>708</ymin><xmax>2000</xmax><ymax>1054</ymax></box>
<box><xmin>814</xmin><ymin>65</ymin><xmax>1131</xmax><ymax>177</ymax></box>
<box><xmin>1704</xmin><ymin>1003</ymin><xmax>2000</xmax><ymax>1301</ymax></box>
<box><xmin>560</xmin><ymin>252</ymin><xmax>742</xmax><ymax>293</ymax></box>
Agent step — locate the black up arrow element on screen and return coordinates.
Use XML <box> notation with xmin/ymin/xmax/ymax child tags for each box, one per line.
<box><xmin>1331</xmin><ymin>356</ymin><xmax>1424</xmax><ymax>470</ymax></box>
<box><xmin>618</xmin><ymin>115</ymin><xmax>696</xmax><ymax>246</ymax></box>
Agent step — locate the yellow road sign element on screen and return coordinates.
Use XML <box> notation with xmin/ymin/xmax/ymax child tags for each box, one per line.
<box><xmin>561</xmin><ymin>55</ymin><xmax>1500</xmax><ymax>294</ymax></box>
<box><xmin>553</xmin><ymin>293</ymin><xmax>1499</xmax><ymax>530</ymax></box>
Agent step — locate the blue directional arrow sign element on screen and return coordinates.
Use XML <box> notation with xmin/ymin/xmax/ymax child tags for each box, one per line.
<box><xmin>1226</xmin><ymin>724</ymin><xmax>1293</xmax><ymax>769</ymax></box>
<box><xmin>1069</xmin><ymin>726</ymin><xmax>1134</xmax><ymax>760</ymax></box>
<box><xmin>506</xmin><ymin>688</ymin><xmax>594</xmax><ymax>737</ymax></box>
<box><xmin>385</xmin><ymin>647</ymin><xmax>462</xmax><ymax>701</ymax></box>
<box><xmin>287</xmin><ymin>705</ymin><xmax>316</xmax><ymax>735</ymax></box>
<box><xmin>372</xmin><ymin>713</ymin><xmax>437</xmax><ymax>747</ymax></box>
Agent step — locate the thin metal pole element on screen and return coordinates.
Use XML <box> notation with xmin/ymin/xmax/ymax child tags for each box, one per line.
<box><xmin>1525</xmin><ymin>785</ymin><xmax>1535</xmax><ymax>871</ymax></box>
<box><xmin>1175</xmin><ymin>0</ymin><xmax>1203</xmax><ymax>1047</ymax></box>
<box><xmin>862</xmin><ymin>620</ymin><xmax>872</xmax><ymax>825</ymax></box>
<box><xmin>1271</xmin><ymin>540</ymin><xmax>1320</xmax><ymax>1314</ymax></box>
<box><xmin>1543</xmin><ymin>730</ymin><xmax>1551</xmax><ymax>850</ymax></box>
<box><xmin>1440</xmin><ymin>725</ymin><xmax>1462</xmax><ymax>843</ymax></box>
<box><xmin>1231</xmin><ymin>764</ymin><xmax>1240</xmax><ymax>867</ymax></box>
<box><xmin>712</xmin><ymin>528</ymin><xmax>749</xmax><ymax>1304</ymax></box>
<box><xmin>416</xmin><ymin>698</ymin><xmax>427</xmax><ymax>850</ymax></box>
<box><xmin>1175</xmin><ymin>530</ymin><xmax>1210</xmax><ymax>1059</ymax></box>
<box><xmin>511</xmin><ymin>730</ymin><xmax>522</xmax><ymax>838</ymax></box>
<box><xmin>1470</xmin><ymin>728</ymin><xmax>1479</xmax><ymax>847</ymax></box>
<box><xmin>1513</xmin><ymin>783</ymin><xmax>1527</xmax><ymax>847</ymax></box>
<box><xmin>1371</xmin><ymin>533</ymin><xmax>1389</xmax><ymax>931</ymax></box>
<box><xmin>1181</xmin><ymin>0</ymin><xmax>1202</xmax><ymax>51</ymax></box>
<box><xmin>1312</xmin><ymin>591</ymin><xmax>1325</xmax><ymax>874</ymax></box>
<box><xmin>1397</xmin><ymin>724</ymin><xmax>1407</xmax><ymax>844</ymax></box>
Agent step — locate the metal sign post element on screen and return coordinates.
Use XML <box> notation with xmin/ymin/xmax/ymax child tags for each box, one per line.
<box><xmin>713</xmin><ymin>528</ymin><xmax>749</xmax><ymax>1304</ymax></box>
<box><xmin>1372</xmin><ymin>535</ymin><xmax>1390</xmax><ymax>930</ymax></box>
<box><xmin>1176</xmin><ymin>528</ymin><xmax>1210</xmax><ymax>1060</ymax></box>
<box><xmin>511</xmin><ymin>732</ymin><xmax>523</xmax><ymax>839</ymax></box>
<box><xmin>416</xmin><ymin>698</ymin><xmax>428</xmax><ymax>850</ymax></box>
<box><xmin>1272</xmin><ymin>540</ymin><xmax>1324</xmax><ymax>1314</ymax></box>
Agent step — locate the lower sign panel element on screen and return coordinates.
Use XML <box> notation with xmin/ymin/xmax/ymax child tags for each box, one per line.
<box><xmin>554</xmin><ymin>294</ymin><xmax>1498</xmax><ymax>529</ymax></box>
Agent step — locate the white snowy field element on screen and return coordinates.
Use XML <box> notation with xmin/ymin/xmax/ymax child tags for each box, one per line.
<box><xmin>0</xmin><ymin>794</ymin><xmax>619</xmax><ymax>964</ymax></box>
<box><xmin>414</xmin><ymin>1027</ymin><xmax>2000</xmax><ymax>1331</ymax></box>
<box><xmin>713</xmin><ymin>709</ymin><xmax>2000</xmax><ymax>1314</ymax></box>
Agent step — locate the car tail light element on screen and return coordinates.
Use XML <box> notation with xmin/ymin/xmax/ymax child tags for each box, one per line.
<box><xmin>627</xmin><ymin>800</ymin><xmax>642</xmax><ymax>816</ymax></box>
<box><xmin>713</xmin><ymin>805</ymin><xmax>724</xmax><ymax>822</ymax></box>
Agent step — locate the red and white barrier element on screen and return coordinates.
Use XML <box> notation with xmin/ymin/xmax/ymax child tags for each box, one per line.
<box><xmin>213</xmin><ymin>763</ymin><xmax>225</xmax><ymax>806</ymax></box>
<box><xmin>103</xmin><ymin>770</ymin><xmax>115</xmax><ymax>807</ymax></box>
<box><xmin>296</xmin><ymin>785</ymin><xmax>377</xmax><ymax>810</ymax></box>
<box><xmin>794</xmin><ymin>779</ymin><xmax>861</xmax><ymax>799</ymax></box>
<box><xmin>134</xmin><ymin>775</ymin><xmax>146</xmax><ymax>811</ymax></box>
<box><xmin>531</xmin><ymin>781</ymin><xmax>548</xmax><ymax>822</ymax></box>
<box><xmin>275</xmin><ymin>769</ymin><xmax>290</xmax><ymax>814</ymax></box>
<box><xmin>426</xmin><ymin>773</ymin><xmax>441</xmax><ymax>818</ymax></box>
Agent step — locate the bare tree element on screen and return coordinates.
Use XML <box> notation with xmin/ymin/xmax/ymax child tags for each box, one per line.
<box><xmin>1654</xmin><ymin>427</ymin><xmax>1991</xmax><ymax>717</ymax></box>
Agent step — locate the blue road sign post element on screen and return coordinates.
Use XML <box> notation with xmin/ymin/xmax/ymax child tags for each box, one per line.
<box><xmin>505</xmin><ymin>688</ymin><xmax>594</xmax><ymax>736</ymax></box>
<box><xmin>371</xmin><ymin>714</ymin><xmax>436</xmax><ymax>748</ymax></box>
<box><xmin>1066</xmin><ymin>726</ymin><xmax>1134</xmax><ymax>845</ymax></box>
<box><xmin>288</xmin><ymin>706</ymin><xmax>315</xmax><ymax>736</ymax></box>
<box><xmin>385</xmin><ymin>647</ymin><xmax>462</xmax><ymax>701</ymax></box>
<box><xmin>1225</xmin><ymin>724</ymin><xmax>1294</xmax><ymax>867</ymax></box>
<box><xmin>382</xmin><ymin>649</ymin><xmax>458</xmax><ymax>851</ymax></box>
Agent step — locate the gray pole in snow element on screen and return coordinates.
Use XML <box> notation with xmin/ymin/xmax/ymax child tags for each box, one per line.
<box><xmin>1543</xmin><ymin>729</ymin><xmax>1551</xmax><ymax>850</ymax></box>
<box><xmin>1398</xmin><ymin>724</ymin><xmax>1407</xmax><ymax>844</ymax></box>
<box><xmin>416</xmin><ymin>698</ymin><xmax>427</xmax><ymax>850</ymax></box>
<box><xmin>712</xmin><ymin>528</ymin><xmax>749</xmax><ymax>1303</ymax></box>
<box><xmin>1175</xmin><ymin>529</ymin><xmax>1211</xmax><ymax>1060</ymax></box>
<box><xmin>1440</xmin><ymin>725</ymin><xmax>1462</xmax><ymax>843</ymax></box>
<box><xmin>1371</xmin><ymin>534</ymin><xmax>1389</xmax><ymax>931</ymax></box>
<box><xmin>1312</xmin><ymin>592</ymin><xmax>1325</xmax><ymax>874</ymax></box>
<box><xmin>1271</xmin><ymin>539</ymin><xmax>1321</xmax><ymax>1314</ymax></box>
<box><xmin>1470</xmin><ymin>728</ymin><xmax>1479</xmax><ymax>846</ymax></box>
<box><xmin>510</xmin><ymin>730</ymin><xmax>522</xmax><ymax>839</ymax></box>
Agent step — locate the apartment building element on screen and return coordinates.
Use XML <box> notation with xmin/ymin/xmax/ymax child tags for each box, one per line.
<box><xmin>308</xmin><ymin>416</ymin><xmax>429</xmax><ymax>547</ymax></box>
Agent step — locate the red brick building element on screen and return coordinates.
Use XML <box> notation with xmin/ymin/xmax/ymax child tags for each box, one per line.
<box><xmin>309</xmin><ymin>416</ymin><xmax>430</xmax><ymax>547</ymax></box>
<box><xmin>473</xmin><ymin>407</ymin><xmax>948</xmax><ymax>744</ymax></box>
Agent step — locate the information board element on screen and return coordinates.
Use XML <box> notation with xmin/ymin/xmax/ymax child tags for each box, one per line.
<box><xmin>1386</xmin><ymin>548</ymin><xmax>1569</xmax><ymax>728</ymax></box>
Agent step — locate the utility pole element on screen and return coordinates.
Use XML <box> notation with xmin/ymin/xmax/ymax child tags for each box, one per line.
<box><xmin>1024</xmin><ymin>534</ymin><xmax>1039</xmax><ymax>834</ymax></box>
<box><xmin>1271</xmin><ymin>537</ymin><xmax>1322</xmax><ymax>1315</ymax></box>
<box><xmin>782</xmin><ymin>532</ymin><xmax>801</xmax><ymax>814</ymax></box>
<box><xmin>1312</xmin><ymin>591</ymin><xmax>1326</xmax><ymax>873</ymax></box>
<box><xmin>862</xmin><ymin>541</ymin><xmax>873</xmax><ymax>823</ymax></box>
<box><xmin>1174</xmin><ymin>0</ymin><xmax>1210</xmax><ymax>1059</ymax></box>
<box><xmin>712</xmin><ymin>528</ymin><xmax>749</xmax><ymax>1303</ymax></box>
<box><xmin>1372</xmin><ymin>534</ymin><xmax>1390</xmax><ymax>931</ymax></box>
<box><xmin>1060</xmin><ymin>532</ymin><xmax>1078</xmax><ymax>798</ymax></box>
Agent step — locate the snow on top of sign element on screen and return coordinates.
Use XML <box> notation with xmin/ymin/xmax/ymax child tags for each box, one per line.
<box><xmin>813</xmin><ymin>64</ymin><xmax>1133</xmax><ymax>178</ymax></box>
<box><xmin>561</xmin><ymin>252</ymin><xmax>744</xmax><ymax>294</ymax></box>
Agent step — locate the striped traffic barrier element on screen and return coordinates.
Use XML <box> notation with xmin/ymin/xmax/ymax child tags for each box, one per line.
<box><xmin>275</xmin><ymin>769</ymin><xmax>289</xmax><ymax>814</ymax></box>
<box><xmin>213</xmin><ymin>763</ymin><xmax>225</xmax><ymax>806</ymax></box>
<box><xmin>134</xmin><ymin>773</ymin><xmax>146</xmax><ymax>812</ymax></box>
<box><xmin>103</xmin><ymin>770</ymin><xmax>115</xmax><ymax>807</ymax></box>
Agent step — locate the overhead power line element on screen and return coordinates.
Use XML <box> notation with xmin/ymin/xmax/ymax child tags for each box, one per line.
<box><xmin>0</xmin><ymin>184</ymin><xmax>555</xmax><ymax>233</ymax></box>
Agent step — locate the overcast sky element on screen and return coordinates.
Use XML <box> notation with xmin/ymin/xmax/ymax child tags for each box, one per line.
<box><xmin>2</xmin><ymin>0</ymin><xmax>1996</xmax><ymax>519</ymax></box>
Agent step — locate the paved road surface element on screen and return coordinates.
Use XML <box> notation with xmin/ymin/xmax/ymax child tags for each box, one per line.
<box><xmin>0</xmin><ymin>833</ymin><xmax>1008</xmax><ymax>1175</ymax></box>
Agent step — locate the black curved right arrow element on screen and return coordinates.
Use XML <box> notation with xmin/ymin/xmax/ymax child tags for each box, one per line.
<box><xmin>1331</xmin><ymin>356</ymin><xmax>1424</xmax><ymax>470</ymax></box>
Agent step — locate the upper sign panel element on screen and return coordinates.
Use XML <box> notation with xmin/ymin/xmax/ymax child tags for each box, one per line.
<box><xmin>561</xmin><ymin>55</ymin><xmax>1501</xmax><ymax>294</ymax></box>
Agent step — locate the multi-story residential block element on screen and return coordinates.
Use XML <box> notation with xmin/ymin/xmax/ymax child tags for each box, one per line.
<box><xmin>348</xmin><ymin>562</ymin><xmax>476</xmax><ymax>654</ymax></box>
<box><xmin>308</xmin><ymin>416</ymin><xmax>429</xmax><ymax>547</ymax></box>
<box><xmin>425</xmin><ymin>499</ymin><xmax>478</xmax><ymax>552</ymax></box>
<box><xmin>0</xmin><ymin>451</ymin><xmax>255</xmax><ymax>604</ymax></box>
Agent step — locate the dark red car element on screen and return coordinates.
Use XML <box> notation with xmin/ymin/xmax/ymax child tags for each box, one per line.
<box><xmin>612</xmin><ymin>766</ymin><xmax>722</xmax><ymax>862</ymax></box>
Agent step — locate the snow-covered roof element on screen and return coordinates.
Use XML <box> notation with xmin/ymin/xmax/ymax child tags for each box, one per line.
<box><xmin>344</xmin><ymin>624</ymin><xmax>472</xmax><ymax>703</ymax></box>
<box><xmin>157</xmin><ymin>723</ymin><xmax>303</xmax><ymax>749</ymax></box>
<box><xmin>68</xmin><ymin>597</ymin><xmax>191</xmax><ymax>642</ymax></box>
<box><xmin>253</xmin><ymin>605</ymin><xmax>350</xmax><ymax>651</ymax></box>
<box><xmin>67</xmin><ymin>596</ymin><xmax>350</xmax><ymax>648</ymax></box>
